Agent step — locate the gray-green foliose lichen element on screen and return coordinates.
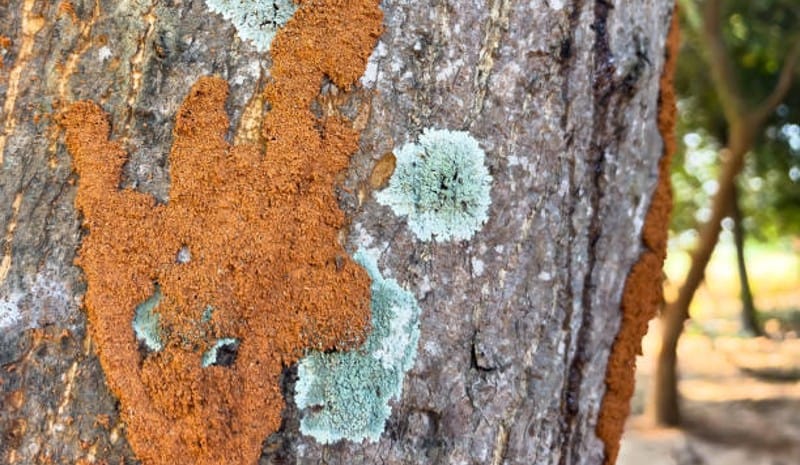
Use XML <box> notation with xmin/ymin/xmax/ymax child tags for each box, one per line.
<box><xmin>376</xmin><ymin>128</ymin><xmax>493</xmax><ymax>242</ymax></box>
<box><xmin>203</xmin><ymin>0</ymin><xmax>297</xmax><ymax>52</ymax></box>
<box><xmin>294</xmin><ymin>249</ymin><xmax>421</xmax><ymax>444</ymax></box>
<box><xmin>132</xmin><ymin>286</ymin><xmax>163</xmax><ymax>352</ymax></box>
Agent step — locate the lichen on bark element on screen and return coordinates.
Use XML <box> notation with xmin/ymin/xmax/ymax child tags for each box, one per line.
<box><xmin>0</xmin><ymin>0</ymin><xmax>676</xmax><ymax>464</ymax></box>
<box><xmin>57</xmin><ymin>1</ymin><xmax>383</xmax><ymax>464</ymax></box>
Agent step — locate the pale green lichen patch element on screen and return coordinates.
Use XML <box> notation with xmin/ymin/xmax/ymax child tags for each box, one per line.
<box><xmin>295</xmin><ymin>249</ymin><xmax>421</xmax><ymax>444</ymax></box>
<box><xmin>201</xmin><ymin>338</ymin><xmax>240</xmax><ymax>367</ymax></box>
<box><xmin>203</xmin><ymin>0</ymin><xmax>297</xmax><ymax>52</ymax></box>
<box><xmin>376</xmin><ymin>128</ymin><xmax>493</xmax><ymax>242</ymax></box>
<box><xmin>133</xmin><ymin>286</ymin><xmax>164</xmax><ymax>352</ymax></box>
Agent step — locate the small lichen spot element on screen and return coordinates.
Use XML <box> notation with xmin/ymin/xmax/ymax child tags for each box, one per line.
<box><xmin>200</xmin><ymin>305</ymin><xmax>214</xmax><ymax>323</ymax></box>
<box><xmin>176</xmin><ymin>245</ymin><xmax>191</xmax><ymax>264</ymax></box>
<box><xmin>201</xmin><ymin>338</ymin><xmax>240</xmax><ymax>367</ymax></box>
<box><xmin>132</xmin><ymin>286</ymin><xmax>163</xmax><ymax>352</ymax></box>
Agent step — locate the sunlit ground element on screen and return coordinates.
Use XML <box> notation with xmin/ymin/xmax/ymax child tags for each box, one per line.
<box><xmin>618</xmin><ymin>237</ymin><xmax>800</xmax><ymax>465</ymax></box>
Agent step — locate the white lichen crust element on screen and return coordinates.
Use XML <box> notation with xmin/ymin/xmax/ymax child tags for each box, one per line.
<box><xmin>376</xmin><ymin>128</ymin><xmax>492</xmax><ymax>242</ymax></box>
<box><xmin>203</xmin><ymin>0</ymin><xmax>297</xmax><ymax>52</ymax></box>
<box><xmin>294</xmin><ymin>249</ymin><xmax>421</xmax><ymax>444</ymax></box>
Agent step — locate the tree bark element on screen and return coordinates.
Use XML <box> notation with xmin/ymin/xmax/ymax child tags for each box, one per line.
<box><xmin>1</xmin><ymin>1</ymin><xmax>674</xmax><ymax>464</ymax></box>
<box><xmin>730</xmin><ymin>183</ymin><xmax>761</xmax><ymax>337</ymax></box>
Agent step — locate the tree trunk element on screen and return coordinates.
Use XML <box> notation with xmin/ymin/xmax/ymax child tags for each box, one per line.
<box><xmin>730</xmin><ymin>183</ymin><xmax>761</xmax><ymax>337</ymax></box>
<box><xmin>651</xmin><ymin>143</ymin><xmax>744</xmax><ymax>427</ymax></box>
<box><xmin>0</xmin><ymin>1</ymin><xmax>675</xmax><ymax>465</ymax></box>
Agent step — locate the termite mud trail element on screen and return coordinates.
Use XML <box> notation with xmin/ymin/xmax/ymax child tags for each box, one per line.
<box><xmin>59</xmin><ymin>1</ymin><xmax>383</xmax><ymax>465</ymax></box>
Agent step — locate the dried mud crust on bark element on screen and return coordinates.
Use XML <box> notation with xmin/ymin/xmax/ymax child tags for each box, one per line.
<box><xmin>595</xmin><ymin>8</ymin><xmax>679</xmax><ymax>465</ymax></box>
<box><xmin>58</xmin><ymin>1</ymin><xmax>383</xmax><ymax>464</ymax></box>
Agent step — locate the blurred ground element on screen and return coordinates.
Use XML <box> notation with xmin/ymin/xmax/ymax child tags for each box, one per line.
<box><xmin>617</xmin><ymin>240</ymin><xmax>800</xmax><ymax>465</ymax></box>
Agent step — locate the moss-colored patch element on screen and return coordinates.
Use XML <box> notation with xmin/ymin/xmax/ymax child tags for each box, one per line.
<box><xmin>59</xmin><ymin>1</ymin><xmax>383</xmax><ymax>463</ymax></box>
<box><xmin>295</xmin><ymin>249</ymin><xmax>421</xmax><ymax>444</ymax></box>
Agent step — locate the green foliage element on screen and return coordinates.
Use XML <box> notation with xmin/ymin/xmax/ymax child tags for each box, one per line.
<box><xmin>672</xmin><ymin>0</ymin><xmax>800</xmax><ymax>243</ymax></box>
<box><xmin>132</xmin><ymin>286</ymin><xmax>163</xmax><ymax>352</ymax></box>
<box><xmin>744</xmin><ymin>123</ymin><xmax>800</xmax><ymax>239</ymax></box>
<box><xmin>376</xmin><ymin>128</ymin><xmax>492</xmax><ymax>242</ymax></box>
<box><xmin>294</xmin><ymin>249</ymin><xmax>421</xmax><ymax>444</ymax></box>
<box><xmin>203</xmin><ymin>0</ymin><xmax>297</xmax><ymax>52</ymax></box>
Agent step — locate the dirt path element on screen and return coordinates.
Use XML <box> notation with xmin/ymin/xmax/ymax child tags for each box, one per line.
<box><xmin>618</xmin><ymin>323</ymin><xmax>800</xmax><ymax>465</ymax></box>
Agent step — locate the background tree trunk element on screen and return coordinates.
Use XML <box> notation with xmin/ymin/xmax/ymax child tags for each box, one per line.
<box><xmin>730</xmin><ymin>183</ymin><xmax>762</xmax><ymax>337</ymax></box>
<box><xmin>1</xmin><ymin>1</ymin><xmax>674</xmax><ymax>464</ymax></box>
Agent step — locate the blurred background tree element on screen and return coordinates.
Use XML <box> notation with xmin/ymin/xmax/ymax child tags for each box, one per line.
<box><xmin>652</xmin><ymin>0</ymin><xmax>800</xmax><ymax>426</ymax></box>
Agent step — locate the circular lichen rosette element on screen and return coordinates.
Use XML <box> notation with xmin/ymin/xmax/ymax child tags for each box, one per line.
<box><xmin>376</xmin><ymin>128</ymin><xmax>493</xmax><ymax>242</ymax></box>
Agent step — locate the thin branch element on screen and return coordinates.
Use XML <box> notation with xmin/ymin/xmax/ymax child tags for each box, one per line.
<box><xmin>700</xmin><ymin>0</ymin><xmax>744</xmax><ymax>125</ymax></box>
<box><xmin>751</xmin><ymin>39</ymin><xmax>800</xmax><ymax>127</ymax></box>
<box><xmin>677</xmin><ymin>0</ymin><xmax>701</xmax><ymax>34</ymax></box>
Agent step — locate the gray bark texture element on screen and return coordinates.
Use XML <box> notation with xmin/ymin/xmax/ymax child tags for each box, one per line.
<box><xmin>0</xmin><ymin>0</ymin><xmax>673</xmax><ymax>464</ymax></box>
